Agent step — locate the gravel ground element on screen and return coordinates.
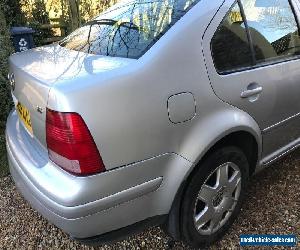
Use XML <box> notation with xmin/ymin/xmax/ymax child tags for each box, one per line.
<box><xmin>0</xmin><ymin>149</ymin><xmax>299</xmax><ymax>249</ymax></box>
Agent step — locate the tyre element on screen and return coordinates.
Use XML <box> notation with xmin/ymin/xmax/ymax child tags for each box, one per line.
<box><xmin>181</xmin><ymin>146</ymin><xmax>249</xmax><ymax>248</ymax></box>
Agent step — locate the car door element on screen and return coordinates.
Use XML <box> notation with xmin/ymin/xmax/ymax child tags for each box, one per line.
<box><xmin>203</xmin><ymin>0</ymin><xmax>300</xmax><ymax>162</ymax></box>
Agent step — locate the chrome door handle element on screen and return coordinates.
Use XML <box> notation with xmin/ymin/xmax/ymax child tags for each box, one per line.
<box><xmin>241</xmin><ymin>86</ymin><xmax>263</xmax><ymax>98</ymax></box>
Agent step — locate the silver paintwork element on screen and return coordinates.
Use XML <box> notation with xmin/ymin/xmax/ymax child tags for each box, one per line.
<box><xmin>7</xmin><ymin>110</ymin><xmax>193</xmax><ymax>237</ymax></box>
<box><xmin>6</xmin><ymin>0</ymin><xmax>300</xmax><ymax>240</ymax></box>
<box><xmin>167</xmin><ymin>92</ymin><xmax>196</xmax><ymax>124</ymax></box>
<box><xmin>194</xmin><ymin>162</ymin><xmax>241</xmax><ymax>235</ymax></box>
<box><xmin>203</xmin><ymin>0</ymin><xmax>300</xmax><ymax>162</ymax></box>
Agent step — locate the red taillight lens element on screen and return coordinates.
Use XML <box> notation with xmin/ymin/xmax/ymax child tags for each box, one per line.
<box><xmin>46</xmin><ymin>108</ymin><xmax>106</xmax><ymax>176</ymax></box>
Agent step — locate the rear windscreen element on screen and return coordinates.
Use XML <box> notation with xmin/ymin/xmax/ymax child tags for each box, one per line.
<box><xmin>59</xmin><ymin>0</ymin><xmax>200</xmax><ymax>59</ymax></box>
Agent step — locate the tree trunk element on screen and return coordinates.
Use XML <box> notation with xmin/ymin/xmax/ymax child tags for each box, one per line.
<box><xmin>68</xmin><ymin>0</ymin><xmax>80</xmax><ymax>31</ymax></box>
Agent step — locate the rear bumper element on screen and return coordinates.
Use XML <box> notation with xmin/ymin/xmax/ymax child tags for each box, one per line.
<box><xmin>6</xmin><ymin>110</ymin><xmax>193</xmax><ymax>239</ymax></box>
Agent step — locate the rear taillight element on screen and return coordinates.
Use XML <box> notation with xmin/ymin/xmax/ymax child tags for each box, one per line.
<box><xmin>46</xmin><ymin>108</ymin><xmax>106</xmax><ymax>176</ymax></box>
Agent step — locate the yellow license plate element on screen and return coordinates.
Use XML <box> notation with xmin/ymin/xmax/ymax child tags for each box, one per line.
<box><xmin>17</xmin><ymin>102</ymin><xmax>33</xmax><ymax>134</ymax></box>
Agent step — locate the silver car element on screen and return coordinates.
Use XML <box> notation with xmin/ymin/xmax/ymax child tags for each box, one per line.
<box><xmin>6</xmin><ymin>0</ymin><xmax>300</xmax><ymax>248</ymax></box>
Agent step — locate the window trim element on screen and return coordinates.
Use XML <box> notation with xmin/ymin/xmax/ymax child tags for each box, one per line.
<box><xmin>237</xmin><ymin>0</ymin><xmax>256</xmax><ymax>65</ymax></box>
<box><xmin>219</xmin><ymin>54</ymin><xmax>300</xmax><ymax>75</ymax></box>
<box><xmin>211</xmin><ymin>0</ymin><xmax>300</xmax><ymax>75</ymax></box>
<box><xmin>288</xmin><ymin>0</ymin><xmax>300</xmax><ymax>37</ymax></box>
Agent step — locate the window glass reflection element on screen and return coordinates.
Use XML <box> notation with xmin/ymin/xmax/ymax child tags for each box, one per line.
<box><xmin>60</xmin><ymin>0</ymin><xmax>200</xmax><ymax>59</ymax></box>
<box><xmin>211</xmin><ymin>2</ymin><xmax>253</xmax><ymax>72</ymax></box>
<box><xmin>241</xmin><ymin>0</ymin><xmax>300</xmax><ymax>62</ymax></box>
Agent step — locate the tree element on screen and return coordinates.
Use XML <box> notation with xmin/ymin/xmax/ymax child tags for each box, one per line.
<box><xmin>0</xmin><ymin>4</ymin><xmax>13</xmax><ymax>126</ymax></box>
<box><xmin>1</xmin><ymin>0</ymin><xmax>26</xmax><ymax>26</ymax></box>
<box><xmin>27</xmin><ymin>0</ymin><xmax>54</xmax><ymax>46</ymax></box>
<box><xmin>68</xmin><ymin>0</ymin><xmax>80</xmax><ymax>30</ymax></box>
<box><xmin>0</xmin><ymin>3</ymin><xmax>13</xmax><ymax>177</ymax></box>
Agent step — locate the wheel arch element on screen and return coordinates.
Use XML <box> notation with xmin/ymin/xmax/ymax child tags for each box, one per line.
<box><xmin>164</xmin><ymin>127</ymin><xmax>262</xmax><ymax>240</ymax></box>
<box><xmin>197</xmin><ymin>130</ymin><xmax>259</xmax><ymax>176</ymax></box>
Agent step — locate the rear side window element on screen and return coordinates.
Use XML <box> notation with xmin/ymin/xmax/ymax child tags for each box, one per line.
<box><xmin>211</xmin><ymin>2</ymin><xmax>253</xmax><ymax>73</ymax></box>
<box><xmin>60</xmin><ymin>0</ymin><xmax>201</xmax><ymax>59</ymax></box>
<box><xmin>211</xmin><ymin>0</ymin><xmax>300</xmax><ymax>73</ymax></box>
<box><xmin>241</xmin><ymin>0</ymin><xmax>300</xmax><ymax>63</ymax></box>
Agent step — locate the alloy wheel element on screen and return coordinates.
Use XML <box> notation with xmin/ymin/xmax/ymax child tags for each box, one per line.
<box><xmin>193</xmin><ymin>162</ymin><xmax>242</xmax><ymax>235</ymax></box>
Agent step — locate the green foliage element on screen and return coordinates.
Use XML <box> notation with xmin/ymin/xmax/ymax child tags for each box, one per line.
<box><xmin>1</xmin><ymin>0</ymin><xmax>26</xmax><ymax>26</ymax></box>
<box><xmin>80</xmin><ymin>0</ymin><xmax>117</xmax><ymax>23</ymax></box>
<box><xmin>0</xmin><ymin>6</ymin><xmax>13</xmax><ymax>127</ymax></box>
<box><xmin>30</xmin><ymin>21</ymin><xmax>54</xmax><ymax>46</ymax></box>
<box><xmin>0</xmin><ymin>3</ymin><xmax>13</xmax><ymax>177</ymax></box>
<box><xmin>0</xmin><ymin>133</ymin><xmax>8</xmax><ymax>177</ymax></box>
<box><xmin>29</xmin><ymin>0</ymin><xmax>54</xmax><ymax>46</ymax></box>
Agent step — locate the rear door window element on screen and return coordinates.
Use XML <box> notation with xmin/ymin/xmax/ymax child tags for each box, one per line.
<box><xmin>211</xmin><ymin>2</ymin><xmax>253</xmax><ymax>73</ymax></box>
<box><xmin>241</xmin><ymin>0</ymin><xmax>300</xmax><ymax>64</ymax></box>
